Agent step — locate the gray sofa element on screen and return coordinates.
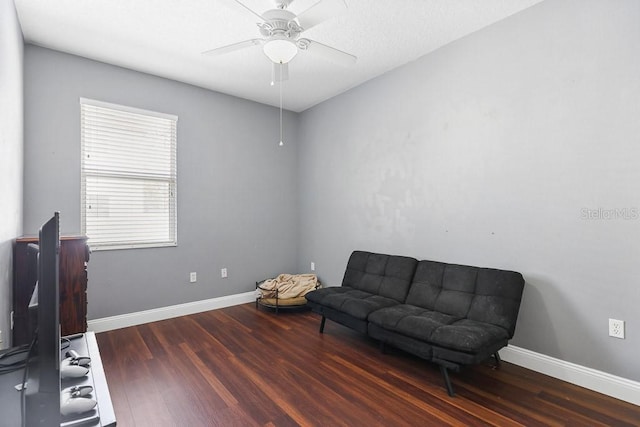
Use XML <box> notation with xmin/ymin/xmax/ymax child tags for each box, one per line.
<box><xmin>305</xmin><ymin>250</ymin><xmax>525</xmax><ymax>396</ymax></box>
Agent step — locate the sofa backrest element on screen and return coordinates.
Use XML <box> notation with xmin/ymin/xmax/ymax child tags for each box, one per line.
<box><xmin>342</xmin><ymin>251</ymin><xmax>418</xmax><ymax>303</ymax></box>
<box><xmin>405</xmin><ymin>260</ymin><xmax>525</xmax><ymax>337</ymax></box>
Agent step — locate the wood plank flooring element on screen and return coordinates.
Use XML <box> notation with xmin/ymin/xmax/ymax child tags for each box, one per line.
<box><xmin>96</xmin><ymin>304</ymin><xmax>640</xmax><ymax>426</ymax></box>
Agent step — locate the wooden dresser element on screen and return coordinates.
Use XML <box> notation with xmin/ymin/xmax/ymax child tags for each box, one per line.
<box><xmin>13</xmin><ymin>235</ymin><xmax>90</xmax><ymax>346</ymax></box>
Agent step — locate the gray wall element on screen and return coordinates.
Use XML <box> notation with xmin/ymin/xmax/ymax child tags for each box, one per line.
<box><xmin>0</xmin><ymin>0</ymin><xmax>24</xmax><ymax>349</ymax></box>
<box><xmin>297</xmin><ymin>0</ymin><xmax>640</xmax><ymax>381</ymax></box>
<box><xmin>23</xmin><ymin>46</ymin><xmax>299</xmax><ymax>320</ymax></box>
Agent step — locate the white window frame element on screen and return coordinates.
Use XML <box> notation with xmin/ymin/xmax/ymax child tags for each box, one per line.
<box><xmin>80</xmin><ymin>98</ymin><xmax>177</xmax><ymax>251</ymax></box>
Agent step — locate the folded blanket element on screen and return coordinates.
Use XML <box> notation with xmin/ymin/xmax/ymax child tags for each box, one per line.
<box><xmin>259</xmin><ymin>274</ymin><xmax>318</xmax><ymax>299</ymax></box>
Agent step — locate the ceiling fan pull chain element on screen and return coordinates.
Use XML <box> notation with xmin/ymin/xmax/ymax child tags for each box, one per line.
<box><xmin>279</xmin><ymin>61</ymin><xmax>284</xmax><ymax>147</ymax></box>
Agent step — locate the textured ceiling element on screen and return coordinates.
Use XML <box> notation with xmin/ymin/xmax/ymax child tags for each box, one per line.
<box><xmin>15</xmin><ymin>0</ymin><xmax>544</xmax><ymax>112</ymax></box>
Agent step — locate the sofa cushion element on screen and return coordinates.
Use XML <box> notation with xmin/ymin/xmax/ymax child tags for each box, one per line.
<box><xmin>305</xmin><ymin>286</ymin><xmax>351</xmax><ymax>305</ymax></box>
<box><xmin>368</xmin><ymin>304</ymin><xmax>460</xmax><ymax>342</ymax></box>
<box><xmin>404</xmin><ymin>261</ymin><xmax>525</xmax><ymax>338</ymax></box>
<box><xmin>342</xmin><ymin>251</ymin><xmax>418</xmax><ymax>303</ymax></box>
<box><xmin>306</xmin><ymin>286</ymin><xmax>399</xmax><ymax>320</ymax></box>
<box><xmin>403</xmin><ymin>261</ymin><xmax>445</xmax><ymax>309</ymax></box>
<box><xmin>405</xmin><ymin>262</ymin><xmax>478</xmax><ymax>317</ymax></box>
<box><xmin>326</xmin><ymin>288</ymin><xmax>400</xmax><ymax>320</ymax></box>
<box><xmin>429</xmin><ymin>319</ymin><xmax>509</xmax><ymax>353</ymax></box>
<box><xmin>466</xmin><ymin>269</ymin><xmax>525</xmax><ymax>337</ymax></box>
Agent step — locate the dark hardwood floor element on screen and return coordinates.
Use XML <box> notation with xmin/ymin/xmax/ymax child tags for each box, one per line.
<box><xmin>96</xmin><ymin>304</ymin><xmax>640</xmax><ymax>426</ymax></box>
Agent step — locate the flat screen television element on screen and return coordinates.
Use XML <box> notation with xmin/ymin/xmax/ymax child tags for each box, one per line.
<box><xmin>24</xmin><ymin>212</ymin><xmax>61</xmax><ymax>426</ymax></box>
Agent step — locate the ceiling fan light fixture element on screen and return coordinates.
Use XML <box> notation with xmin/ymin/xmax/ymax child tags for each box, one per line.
<box><xmin>263</xmin><ymin>38</ymin><xmax>298</xmax><ymax>64</ymax></box>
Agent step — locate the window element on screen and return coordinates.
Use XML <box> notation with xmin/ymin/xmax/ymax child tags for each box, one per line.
<box><xmin>80</xmin><ymin>98</ymin><xmax>177</xmax><ymax>250</ymax></box>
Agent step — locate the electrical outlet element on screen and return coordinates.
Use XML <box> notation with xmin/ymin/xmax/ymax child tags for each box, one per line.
<box><xmin>311</xmin><ymin>261</ymin><xmax>315</xmax><ymax>271</ymax></box>
<box><xmin>609</xmin><ymin>318</ymin><xmax>625</xmax><ymax>339</ymax></box>
<box><xmin>0</xmin><ymin>330</ymin><xmax>3</xmax><ymax>344</ymax></box>
<box><xmin>221</xmin><ymin>268</ymin><xmax>228</xmax><ymax>278</ymax></box>
<box><xmin>189</xmin><ymin>272</ymin><xmax>197</xmax><ymax>283</ymax></box>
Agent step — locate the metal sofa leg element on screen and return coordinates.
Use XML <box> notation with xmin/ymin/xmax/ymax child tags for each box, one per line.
<box><xmin>319</xmin><ymin>316</ymin><xmax>326</xmax><ymax>333</ymax></box>
<box><xmin>494</xmin><ymin>352</ymin><xmax>502</xmax><ymax>368</ymax></box>
<box><xmin>440</xmin><ymin>366</ymin><xmax>456</xmax><ymax>397</ymax></box>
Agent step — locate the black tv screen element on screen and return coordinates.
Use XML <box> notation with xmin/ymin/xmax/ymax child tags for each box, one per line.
<box><xmin>24</xmin><ymin>212</ymin><xmax>61</xmax><ymax>426</ymax></box>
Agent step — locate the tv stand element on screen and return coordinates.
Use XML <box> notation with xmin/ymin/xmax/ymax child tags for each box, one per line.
<box><xmin>61</xmin><ymin>332</ymin><xmax>116</xmax><ymax>427</ymax></box>
<box><xmin>0</xmin><ymin>332</ymin><xmax>116</xmax><ymax>426</ymax></box>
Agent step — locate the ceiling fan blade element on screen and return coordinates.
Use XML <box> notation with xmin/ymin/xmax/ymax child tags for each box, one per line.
<box><xmin>299</xmin><ymin>38</ymin><xmax>356</xmax><ymax>66</ymax></box>
<box><xmin>202</xmin><ymin>39</ymin><xmax>263</xmax><ymax>56</ymax></box>
<box><xmin>294</xmin><ymin>0</ymin><xmax>347</xmax><ymax>31</ymax></box>
<box><xmin>272</xmin><ymin>62</ymin><xmax>289</xmax><ymax>83</ymax></box>
<box><xmin>230</xmin><ymin>0</ymin><xmax>265</xmax><ymax>22</ymax></box>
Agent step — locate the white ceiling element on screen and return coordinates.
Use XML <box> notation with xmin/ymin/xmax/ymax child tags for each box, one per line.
<box><xmin>15</xmin><ymin>0</ymin><xmax>544</xmax><ymax>112</ymax></box>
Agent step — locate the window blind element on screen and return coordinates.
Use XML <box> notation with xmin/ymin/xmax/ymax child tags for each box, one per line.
<box><xmin>80</xmin><ymin>98</ymin><xmax>177</xmax><ymax>250</ymax></box>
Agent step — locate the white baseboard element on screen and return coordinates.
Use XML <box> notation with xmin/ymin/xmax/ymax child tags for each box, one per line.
<box><xmin>500</xmin><ymin>345</ymin><xmax>640</xmax><ymax>406</ymax></box>
<box><xmin>87</xmin><ymin>294</ymin><xmax>639</xmax><ymax>407</ymax></box>
<box><xmin>87</xmin><ymin>291</ymin><xmax>255</xmax><ymax>333</ymax></box>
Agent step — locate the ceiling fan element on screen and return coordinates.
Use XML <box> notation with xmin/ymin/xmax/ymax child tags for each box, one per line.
<box><xmin>203</xmin><ymin>0</ymin><xmax>357</xmax><ymax>81</ymax></box>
